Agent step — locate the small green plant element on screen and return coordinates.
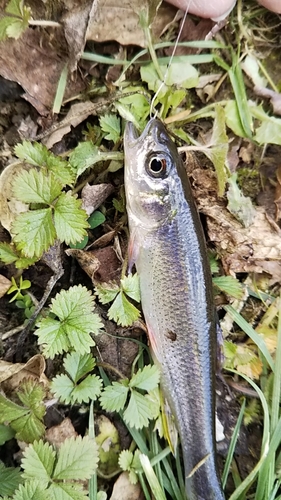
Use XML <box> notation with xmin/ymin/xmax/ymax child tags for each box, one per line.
<box><xmin>51</xmin><ymin>352</ymin><xmax>102</xmax><ymax>404</ymax></box>
<box><xmin>95</xmin><ymin>273</ymin><xmax>141</xmax><ymax>327</ymax></box>
<box><xmin>35</xmin><ymin>285</ymin><xmax>102</xmax><ymax>359</ymax></box>
<box><xmin>7</xmin><ymin>276</ymin><xmax>31</xmax><ymax>302</ymax></box>
<box><xmin>100</xmin><ymin>365</ymin><xmax>160</xmax><ymax>429</ymax></box>
<box><xmin>0</xmin><ymin>379</ymin><xmax>46</xmax><ymax>442</ymax></box>
<box><xmin>13</xmin><ymin>437</ymin><xmax>99</xmax><ymax>500</ymax></box>
<box><xmin>0</xmin><ymin>0</ymin><xmax>60</xmax><ymax>41</ymax></box>
<box><xmin>0</xmin><ymin>462</ymin><xmax>23</xmax><ymax>497</ymax></box>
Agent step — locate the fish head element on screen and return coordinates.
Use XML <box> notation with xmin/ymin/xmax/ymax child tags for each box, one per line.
<box><xmin>124</xmin><ymin>118</ymin><xmax>183</xmax><ymax>227</ymax></box>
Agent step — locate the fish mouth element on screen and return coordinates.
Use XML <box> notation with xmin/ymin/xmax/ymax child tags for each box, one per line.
<box><xmin>125</xmin><ymin>118</ymin><xmax>167</xmax><ymax>146</ymax></box>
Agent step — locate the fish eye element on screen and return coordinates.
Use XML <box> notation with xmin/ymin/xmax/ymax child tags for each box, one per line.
<box><xmin>146</xmin><ymin>155</ymin><xmax>168</xmax><ymax>178</ymax></box>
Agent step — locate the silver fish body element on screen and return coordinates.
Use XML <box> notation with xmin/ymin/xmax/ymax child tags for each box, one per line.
<box><xmin>124</xmin><ymin>118</ymin><xmax>225</xmax><ymax>500</ymax></box>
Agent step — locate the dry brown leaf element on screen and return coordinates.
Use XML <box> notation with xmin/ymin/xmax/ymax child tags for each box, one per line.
<box><xmin>0</xmin><ymin>162</ymin><xmax>30</xmax><ymax>232</ymax></box>
<box><xmin>110</xmin><ymin>472</ymin><xmax>144</xmax><ymax>500</ymax></box>
<box><xmin>0</xmin><ymin>354</ymin><xmax>48</xmax><ymax>390</ymax></box>
<box><xmin>66</xmin><ymin>247</ymin><xmax>121</xmax><ymax>284</ymax></box>
<box><xmin>0</xmin><ymin>29</ymin><xmax>85</xmax><ymax>115</ymax></box>
<box><xmin>81</xmin><ymin>183</ymin><xmax>114</xmax><ymax>216</ymax></box>
<box><xmin>86</xmin><ymin>0</ymin><xmax>176</xmax><ymax>47</ymax></box>
<box><xmin>0</xmin><ymin>274</ymin><xmax>11</xmax><ymax>298</ymax></box>
<box><xmin>45</xmin><ymin>418</ymin><xmax>78</xmax><ymax>448</ymax></box>
<box><xmin>190</xmin><ymin>168</ymin><xmax>281</xmax><ymax>283</ymax></box>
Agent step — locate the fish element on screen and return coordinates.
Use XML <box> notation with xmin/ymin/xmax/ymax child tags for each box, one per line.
<box><xmin>124</xmin><ymin>117</ymin><xmax>225</xmax><ymax>500</ymax></box>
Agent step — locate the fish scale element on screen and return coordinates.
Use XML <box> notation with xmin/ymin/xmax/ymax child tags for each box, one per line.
<box><xmin>124</xmin><ymin>118</ymin><xmax>225</xmax><ymax>499</ymax></box>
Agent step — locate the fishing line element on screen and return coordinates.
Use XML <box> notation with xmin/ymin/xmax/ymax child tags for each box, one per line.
<box><xmin>150</xmin><ymin>0</ymin><xmax>192</xmax><ymax>119</ymax></box>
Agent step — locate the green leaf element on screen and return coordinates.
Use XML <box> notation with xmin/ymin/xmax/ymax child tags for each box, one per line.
<box><xmin>64</xmin><ymin>352</ymin><xmax>95</xmax><ymax>383</ymax></box>
<box><xmin>224</xmin><ymin>100</ymin><xmax>247</xmax><ymax>138</ymax></box>
<box><xmin>6</xmin><ymin>0</ymin><xmax>24</xmax><ymax>17</ymax></box>
<box><xmin>165</xmin><ymin>58</ymin><xmax>199</xmax><ymax>89</ymax></box>
<box><xmin>255</xmin><ymin>114</ymin><xmax>281</xmax><ymax>146</ymax></box>
<box><xmin>121</xmin><ymin>274</ymin><xmax>140</xmax><ymax>302</ymax></box>
<box><xmin>108</xmin><ymin>291</ymin><xmax>140</xmax><ymax>326</ymax></box>
<box><xmin>51</xmin><ymin>353</ymin><xmax>102</xmax><ymax>404</ymax></box>
<box><xmin>13</xmin><ymin>169</ymin><xmax>62</xmax><ymax>205</ymax></box>
<box><xmin>0</xmin><ymin>424</ymin><xmax>15</xmax><ymax>445</ymax></box>
<box><xmin>53</xmin><ymin>436</ymin><xmax>99</xmax><ymax>480</ymax></box>
<box><xmin>130</xmin><ymin>365</ymin><xmax>160</xmax><ymax>392</ymax></box>
<box><xmin>123</xmin><ymin>390</ymin><xmax>159</xmax><ymax>429</ymax></box>
<box><xmin>48</xmin><ymin>482</ymin><xmax>88</xmax><ymax>500</ymax></box>
<box><xmin>100</xmin><ymin>381</ymin><xmax>129</xmax><ymax>412</ymax></box>
<box><xmin>99</xmin><ymin>114</ymin><xmax>121</xmax><ymax>143</ymax></box>
<box><xmin>0</xmin><ymin>463</ymin><xmax>22</xmax><ymax>496</ymax></box>
<box><xmin>118</xmin><ymin>449</ymin><xmax>133</xmax><ymax>471</ymax></box>
<box><xmin>0</xmin><ymin>17</ymin><xmax>12</xmax><ymax>40</ymax></box>
<box><xmin>95</xmin><ymin>282</ymin><xmax>120</xmax><ymax>304</ymax></box>
<box><xmin>226</xmin><ymin>173</ymin><xmax>255</xmax><ymax>227</ymax></box>
<box><xmin>203</xmin><ymin>105</ymin><xmax>229</xmax><ymax>197</ymax></box>
<box><xmin>0</xmin><ymin>243</ymin><xmax>18</xmax><ymax>264</ymax></box>
<box><xmin>13</xmin><ymin>480</ymin><xmax>49</xmax><ymax>500</ymax></box>
<box><xmin>22</xmin><ymin>440</ymin><xmax>56</xmax><ymax>483</ymax></box>
<box><xmin>15</xmin><ymin>141</ymin><xmax>74</xmax><ymax>186</ymax></box>
<box><xmin>88</xmin><ymin>211</ymin><xmax>106</xmax><ymax>229</ymax></box>
<box><xmin>54</xmin><ymin>192</ymin><xmax>89</xmax><ymax>245</ymax></box>
<box><xmin>213</xmin><ymin>276</ymin><xmax>244</xmax><ymax>300</ymax></box>
<box><xmin>0</xmin><ymin>394</ymin><xmax>28</xmax><ymax>423</ymax></box>
<box><xmin>69</xmin><ymin>142</ymin><xmax>100</xmax><ymax>178</ymax></box>
<box><xmin>12</xmin><ymin>208</ymin><xmax>56</xmax><ymax>258</ymax></box>
<box><xmin>36</xmin><ymin>286</ymin><xmax>102</xmax><ymax>358</ymax></box>
<box><xmin>6</xmin><ymin>18</ymin><xmax>27</xmax><ymax>39</ymax></box>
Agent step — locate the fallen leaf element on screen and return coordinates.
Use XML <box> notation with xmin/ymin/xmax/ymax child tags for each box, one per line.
<box><xmin>45</xmin><ymin>418</ymin><xmax>78</xmax><ymax>448</ymax></box>
<box><xmin>0</xmin><ymin>354</ymin><xmax>48</xmax><ymax>390</ymax></box>
<box><xmin>81</xmin><ymin>183</ymin><xmax>114</xmax><ymax>216</ymax></box>
<box><xmin>67</xmin><ymin>247</ymin><xmax>121</xmax><ymax>284</ymax></box>
<box><xmin>86</xmin><ymin>0</ymin><xmax>176</xmax><ymax>47</ymax></box>
<box><xmin>190</xmin><ymin>167</ymin><xmax>281</xmax><ymax>283</ymax></box>
<box><xmin>0</xmin><ymin>274</ymin><xmax>11</xmax><ymax>298</ymax></box>
<box><xmin>0</xmin><ymin>161</ymin><xmax>30</xmax><ymax>232</ymax></box>
<box><xmin>110</xmin><ymin>472</ymin><xmax>144</xmax><ymax>500</ymax></box>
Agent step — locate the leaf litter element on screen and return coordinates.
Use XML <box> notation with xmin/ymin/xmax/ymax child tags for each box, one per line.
<box><xmin>0</xmin><ymin>1</ymin><xmax>281</xmax><ymax>499</ymax></box>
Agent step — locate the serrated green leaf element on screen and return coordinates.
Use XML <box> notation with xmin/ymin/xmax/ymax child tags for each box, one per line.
<box><xmin>45</xmin><ymin>155</ymin><xmax>74</xmax><ymax>186</ymax></box>
<box><xmin>0</xmin><ymin>463</ymin><xmax>22</xmax><ymax>496</ymax></box>
<box><xmin>12</xmin><ymin>412</ymin><xmax>45</xmax><ymax>442</ymax></box>
<box><xmin>16</xmin><ymin>379</ymin><xmax>46</xmax><ymax>418</ymax></box>
<box><xmin>64</xmin><ymin>352</ymin><xmax>95</xmax><ymax>383</ymax></box>
<box><xmin>0</xmin><ymin>424</ymin><xmax>15</xmax><ymax>445</ymax></box>
<box><xmin>54</xmin><ymin>436</ymin><xmax>99</xmax><ymax>480</ymax></box>
<box><xmin>13</xmin><ymin>480</ymin><xmax>48</xmax><ymax>500</ymax></box>
<box><xmin>22</xmin><ymin>440</ymin><xmax>56</xmax><ymax>483</ymax></box>
<box><xmin>6</xmin><ymin>18</ymin><xmax>27</xmax><ymax>39</ymax></box>
<box><xmin>51</xmin><ymin>374</ymin><xmax>74</xmax><ymax>404</ymax></box>
<box><xmin>35</xmin><ymin>317</ymin><xmax>69</xmax><ymax>358</ymax></box>
<box><xmin>95</xmin><ymin>282</ymin><xmax>120</xmax><ymax>304</ymax></box>
<box><xmin>70</xmin><ymin>375</ymin><xmax>102</xmax><ymax>404</ymax></box>
<box><xmin>48</xmin><ymin>482</ymin><xmax>88</xmax><ymax>500</ymax></box>
<box><xmin>36</xmin><ymin>286</ymin><xmax>102</xmax><ymax>358</ymax></box>
<box><xmin>52</xmin><ymin>373</ymin><xmax>102</xmax><ymax>404</ymax></box>
<box><xmin>0</xmin><ymin>17</ymin><xmax>11</xmax><ymax>40</ymax></box>
<box><xmin>108</xmin><ymin>292</ymin><xmax>140</xmax><ymax>326</ymax></box>
<box><xmin>100</xmin><ymin>381</ymin><xmax>129</xmax><ymax>412</ymax></box>
<box><xmin>100</xmin><ymin>114</ymin><xmax>121</xmax><ymax>143</ymax></box>
<box><xmin>123</xmin><ymin>390</ymin><xmax>159</xmax><ymax>429</ymax></box>
<box><xmin>88</xmin><ymin>211</ymin><xmax>106</xmax><ymax>229</ymax></box>
<box><xmin>0</xmin><ymin>243</ymin><xmax>18</xmax><ymax>264</ymax></box>
<box><xmin>213</xmin><ymin>275</ymin><xmax>244</xmax><ymax>300</ymax></box>
<box><xmin>13</xmin><ymin>169</ymin><xmax>62</xmax><ymax>205</ymax></box>
<box><xmin>223</xmin><ymin>340</ymin><xmax>237</xmax><ymax>358</ymax></box>
<box><xmin>0</xmin><ymin>394</ymin><xmax>28</xmax><ymax>422</ymax></box>
<box><xmin>6</xmin><ymin>0</ymin><xmax>24</xmax><ymax>17</ymax></box>
<box><xmin>121</xmin><ymin>274</ymin><xmax>140</xmax><ymax>302</ymax></box>
<box><xmin>118</xmin><ymin>449</ymin><xmax>133</xmax><ymax>471</ymax></box>
<box><xmin>69</xmin><ymin>142</ymin><xmax>100</xmax><ymax>178</ymax></box>
<box><xmin>15</xmin><ymin>141</ymin><xmax>48</xmax><ymax>166</ymax></box>
<box><xmin>130</xmin><ymin>365</ymin><xmax>160</xmax><ymax>392</ymax></box>
<box><xmin>12</xmin><ymin>208</ymin><xmax>56</xmax><ymax>258</ymax></box>
<box><xmin>54</xmin><ymin>192</ymin><xmax>89</xmax><ymax>245</ymax></box>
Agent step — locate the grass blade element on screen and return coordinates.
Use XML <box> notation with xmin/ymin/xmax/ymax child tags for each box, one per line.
<box><xmin>53</xmin><ymin>63</ymin><xmax>68</xmax><ymax>114</ymax></box>
<box><xmin>222</xmin><ymin>398</ymin><xmax>246</xmax><ymax>488</ymax></box>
